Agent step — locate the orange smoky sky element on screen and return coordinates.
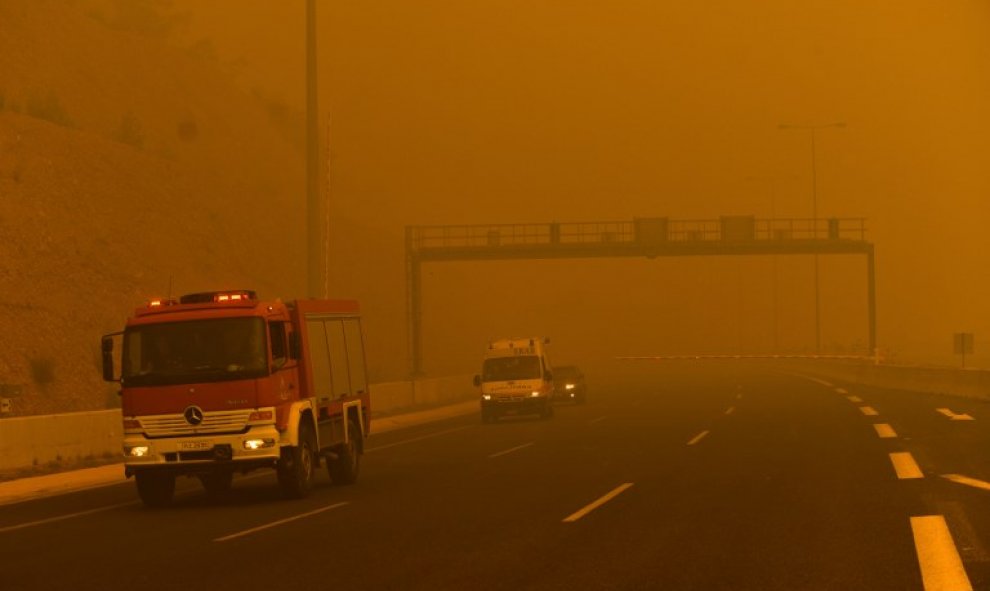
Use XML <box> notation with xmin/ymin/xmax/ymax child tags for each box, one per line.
<box><xmin>176</xmin><ymin>1</ymin><xmax>990</xmax><ymax>373</ymax></box>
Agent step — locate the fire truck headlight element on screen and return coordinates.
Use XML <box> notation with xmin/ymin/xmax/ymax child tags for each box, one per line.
<box><xmin>243</xmin><ymin>438</ymin><xmax>275</xmax><ymax>451</ymax></box>
<box><xmin>125</xmin><ymin>445</ymin><xmax>150</xmax><ymax>457</ymax></box>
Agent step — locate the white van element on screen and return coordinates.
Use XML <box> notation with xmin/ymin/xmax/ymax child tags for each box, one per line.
<box><xmin>473</xmin><ymin>337</ymin><xmax>555</xmax><ymax>423</ymax></box>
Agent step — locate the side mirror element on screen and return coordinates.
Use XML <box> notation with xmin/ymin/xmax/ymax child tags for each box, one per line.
<box><xmin>473</xmin><ymin>375</ymin><xmax>481</xmax><ymax>387</ymax></box>
<box><xmin>101</xmin><ymin>333</ymin><xmax>120</xmax><ymax>382</ymax></box>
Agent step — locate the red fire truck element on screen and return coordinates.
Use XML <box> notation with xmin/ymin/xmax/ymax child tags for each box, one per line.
<box><xmin>101</xmin><ymin>290</ymin><xmax>371</xmax><ymax>507</ymax></box>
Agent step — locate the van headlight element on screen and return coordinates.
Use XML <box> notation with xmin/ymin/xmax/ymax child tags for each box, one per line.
<box><xmin>565</xmin><ymin>383</ymin><xmax>575</xmax><ymax>390</ymax></box>
<box><xmin>531</xmin><ymin>391</ymin><xmax>542</xmax><ymax>397</ymax></box>
<box><xmin>482</xmin><ymin>394</ymin><xmax>492</xmax><ymax>401</ymax></box>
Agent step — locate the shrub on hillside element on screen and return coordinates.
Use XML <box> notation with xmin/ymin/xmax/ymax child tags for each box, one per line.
<box><xmin>29</xmin><ymin>357</ymin><xmax>56</xmax><ymax>386</ymax></box>
<box><xmin>113</xmin><ymin>112</ymin><xmax>144</xmax><ymax>148</ymax></box>
<box><xmin>177</xmin><ymin>116</ymin><xmax>198</xmax><ymax>141</ymax></box>
<box><xmin>26</xmin><ymin>90</ymin><xmax>73</xmax><ymax>128</ymax></box>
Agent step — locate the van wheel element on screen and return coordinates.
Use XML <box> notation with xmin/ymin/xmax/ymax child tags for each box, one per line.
<box><xmin>328</xmin><ymin>419</ymin><xmax>361</xmax><ymax>485</ymax></box>
<box><xmin>135</xmin><ymin>472</ymin><xmax>175</xmax><ymax>508</ymax></box>
<box><xmin>278</xmin><ymin>421</ymin><xmax>315</xmax><ymax>498</ymax></box>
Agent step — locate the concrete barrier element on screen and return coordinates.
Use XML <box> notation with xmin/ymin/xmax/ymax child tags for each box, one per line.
<box><xmin>0</xmin><ymin>375</ymin><xmax>477</xmax><ymax>473</ymax></box>
<box><xmin>784</xmin><ymin>359</ymin><xmax>990</xmax><ymax>401</ymax></box>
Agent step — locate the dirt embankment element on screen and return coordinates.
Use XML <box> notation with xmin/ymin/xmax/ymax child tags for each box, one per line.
<box><xmin>0</xmin><ymin>0</ymin><xmax>307</xmax><ymax>416</ymax></box>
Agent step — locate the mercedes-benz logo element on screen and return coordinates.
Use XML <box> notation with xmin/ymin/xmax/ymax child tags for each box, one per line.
<box><xmin>183</xmin><ymin>405</ymin><xmax>204</xmax><ymax>426</ymax></box>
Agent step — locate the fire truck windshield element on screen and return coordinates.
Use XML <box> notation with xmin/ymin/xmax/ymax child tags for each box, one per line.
<box><xmin>122</xmin><ymin>317</ymin><xmax>268</xmax><ymax>386</ymax></box>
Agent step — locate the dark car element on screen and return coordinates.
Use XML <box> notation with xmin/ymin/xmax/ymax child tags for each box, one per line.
<box><xmin>553</xmin><ymin>365</ymin><xmax>587</xmax><ymax>404</ymax></box>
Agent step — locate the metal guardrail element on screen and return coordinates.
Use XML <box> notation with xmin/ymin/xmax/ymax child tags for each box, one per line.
<box><xmin>408</xmin><ymin>217</ymin><xmax>867</xmax><ymax>250</ymax></box>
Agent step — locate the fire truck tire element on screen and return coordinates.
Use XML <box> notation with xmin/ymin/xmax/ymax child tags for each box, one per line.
<box><xmin>277</xmin><ymin>421</ymin><xmax>316</xmax><ymax>498</ymax></box>
<box><xmin>199</xmin><ymin>471</ymin><xmax>233</xmax><ymax>497</ymax></box>
<box><xmin>135</xmin><ymin>472</ymin><xmax>175</xmax><ymax>508</ymax></box>
<box><xmin>328</xmin><ymin>419</ymin><xmax>361</xmax><ymax>485</ymax></box>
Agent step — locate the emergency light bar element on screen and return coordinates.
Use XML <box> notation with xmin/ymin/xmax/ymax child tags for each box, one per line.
<box><xmin>179</xmin><ymin>290</ymin><xmax>258</xmax><ymax>304</ymax></box>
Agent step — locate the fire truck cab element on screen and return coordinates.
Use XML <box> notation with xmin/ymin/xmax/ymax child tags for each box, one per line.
<box><xmin>102</xmin><ymin>290</ymin><xmax>370</xmax><ymax>507</ymax></box>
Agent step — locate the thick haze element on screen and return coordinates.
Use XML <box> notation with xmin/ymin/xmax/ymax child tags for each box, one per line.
<box><xmin>178</xmin><ymin>1</ymin><xmax>990</xmax><ymax>373</ymax></box>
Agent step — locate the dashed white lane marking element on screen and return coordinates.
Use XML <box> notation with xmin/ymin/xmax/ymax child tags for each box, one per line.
<box><xmin>942</xmin><ymin>474</ymin><xmax>990</xmax><ymax>492</ymax></box>
<box><xmin>562</xmin><ymin>483</ymin><xmax>634</xmax><ymax>523</ymax></box>
<box><xmin>809</xmin><ymin>377</ymin><xmax>834</xmax><ymax>387</ymax></box>
<box><xmin>847</xmin><ymin>395</ymin><xmax>863</xmax><ymax>403</ymax></box>
<box><xmin>0</xmin><ymin>500</ymin><xmax>139</xmax><ymax>534</ymax></box>
<box><xmin>588</xmin><ymin>416</ymin><xmax>607</xmax><ymax>425</ymax></box>
<box><xmin>736</xmin><ymin>393</ymin><xmax>743</xmax><ymax>400</ymax></box>
<box><xmin>835</xmin><ymin>387</ymin><xmax>848</xmax><ymax>394</ymax></box>
<box><xmin>890</xmin><ymin>452</ymin><xmax>924</xmax><ymax>479</ymax></box>
<box><xmin>724</xmin><ymin>406</ymin><xmax>735</xmax><ymax>415</ymax></box>
<box><xmin>214</xmin><ymin>502</ymin><xmax>349</xmax><ymax>542</ymax></box>
<box><xmin>874</xmin><ymin>423</ymin><xmax>898</xmax><ymax>439</ymax></box>
<box><xmin>488</xmin><ymin>442</ymin><xmax>534</xmax><ymax>459</ymax></box>
<box><xmin>910</xmin><ymin>515</ymin><xmax>973</xmax><ymax>591</ymax></box>
<box><xmin>687</xmin><ymin>430</ymin><xmax>710</xmax><ymax>446</ymax></box>
<box><xmin>365</xmin><ymin>426</ymin><xmax>472</xmax><ymax>453</ymax></box>
<box><xmin>936</xmin><ymin>408</ymin><xmax>975</xmax><ymax>421</ymax></box>
<box><xmin>860</xmin><ymin>406</ymin><xmax>879</xmax><ymax>416</ymax></box>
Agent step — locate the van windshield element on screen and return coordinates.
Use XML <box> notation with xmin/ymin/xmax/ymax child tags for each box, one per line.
<box><xmin>482</xmin><ymin>355</ymin><xmax>542</xmax><ymax>381</ymax></box>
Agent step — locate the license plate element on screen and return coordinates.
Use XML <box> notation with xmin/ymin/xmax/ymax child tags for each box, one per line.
<box><xmin>179</xmin><ymin>441</ymin><xmax>212</xmax><ymax>450</ymax></box>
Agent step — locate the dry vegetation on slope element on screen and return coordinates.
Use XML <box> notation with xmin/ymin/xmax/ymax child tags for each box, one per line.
<box><xmin>0</xmin><ymin>0</ymin><xmax>308</xmax><ymax>416</ymax></box>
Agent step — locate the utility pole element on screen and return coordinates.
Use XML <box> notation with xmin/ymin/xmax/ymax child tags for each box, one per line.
<box><xmin>778</xmin><ymin>122</ymin><xmax>845</xmax><ymax>354</ymax></box>
<box><xmin>306</xmin><ymin>0</ymin><xmax>323</xmax><ymax>297</ymax></box>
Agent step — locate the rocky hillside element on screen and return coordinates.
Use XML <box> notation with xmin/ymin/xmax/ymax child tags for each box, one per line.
<box><xmin>0</xmin><ymin>0</ymin><xmax>308</xmax><ymax>416</ymax></box>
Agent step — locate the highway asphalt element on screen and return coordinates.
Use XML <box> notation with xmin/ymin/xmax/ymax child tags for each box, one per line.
<box><xmin>2</xmin><ymin>361</ymin><xmax>990</xmax><ymax>590</ymax></box>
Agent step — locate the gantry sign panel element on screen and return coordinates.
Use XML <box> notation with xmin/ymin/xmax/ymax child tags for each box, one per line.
<box><xmin>405</xmin><ymin>216</ymin><xmax>876</xmax><ymax>375</ymax></box>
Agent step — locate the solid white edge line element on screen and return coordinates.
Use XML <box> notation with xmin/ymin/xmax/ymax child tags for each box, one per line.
<box><xmin>942</xmin><ymin>474</ymin><xmax>990</xmax><ymax>492</ymax></box>
<box><xmin>365</xmin><ymin>426</ymin><xmax>471</xmax><ymax>453</ymax></box>
<box><xmin>890</xmin><ymin>452</ymin><xmax>924</xmax><ymax>479</ymax></box>
<box><xmin>562</xmin><ymin>483</ymin><xmax>634</xmax><ymax>523</ymax></box>
<box><xmin>687</xmin><ymin>430</ymin><xmax>710</xmax><ymax>446</ymax></box>
<box><xmin>910</xmin><ymin>515</ymin><xmax>973</xmax><ymax>591</ymax></box>
<box><xmin>0</xmin><ymin>500</ymin><xmax>139</xmax><ymax>534</ymax></box>
<box><xmin>488</xmin><ymin>442</ymin><xmax>534</xmax><ymax>459</ymax></box>
<box><xmin>214</xmin><ymin>502</ymin><xmax>350</xmax><ymax>542</ymax></box>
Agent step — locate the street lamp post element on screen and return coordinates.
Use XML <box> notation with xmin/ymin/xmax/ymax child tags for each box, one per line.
<box><xmin>778</xmin><ymin>122</ymin><xmax>845</xmax><ymax>354</ymax></box>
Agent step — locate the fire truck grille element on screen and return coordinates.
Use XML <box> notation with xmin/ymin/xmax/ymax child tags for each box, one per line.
<box><xmin>141</xmin><ymin>410</ymin><xmax>253</xmax><ymax>438</ymax></box>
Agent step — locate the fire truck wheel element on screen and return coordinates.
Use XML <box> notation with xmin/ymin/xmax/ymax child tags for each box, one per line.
<box><xmin>135</xmin><ymin>472</ymin><xmax>175</xmax><ymax>508</ymax></box>
<box><xmin>278</xmin><ymin>421</ymin><xmax>316</xmax><ymax>498</ymax></box>
<box><xmin>199</xmin><ymin>472</ymin><xmax>233</xmax><ymax>497</ymax></box>
<box><xmin>329</xmin><ymin>419</ymin><xmax>361</xmax><ymax>485</ymax></box>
